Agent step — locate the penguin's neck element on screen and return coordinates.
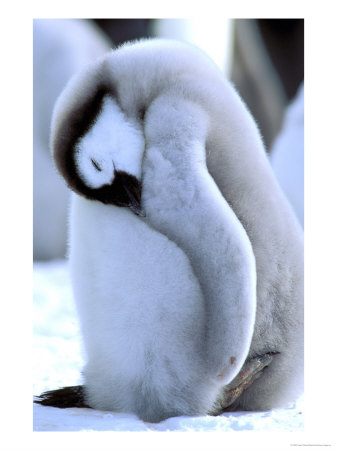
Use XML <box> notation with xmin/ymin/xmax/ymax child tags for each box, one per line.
<box><xmin>142</xmin><ymin>95</ymin><xmax>256</xmax><ymax>384</ymax></box>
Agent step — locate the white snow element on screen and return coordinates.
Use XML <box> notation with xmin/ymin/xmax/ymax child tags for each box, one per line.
<box><xmin>33</xmin><ymin>259</ymin><xmax>304</xmax><ymax>432</ymax></box>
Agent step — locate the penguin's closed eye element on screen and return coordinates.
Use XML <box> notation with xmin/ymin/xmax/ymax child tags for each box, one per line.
<box><xmin>90</xmin><ymin>158</ymin><xmax>102</xmax><ymax>172</ymax></box>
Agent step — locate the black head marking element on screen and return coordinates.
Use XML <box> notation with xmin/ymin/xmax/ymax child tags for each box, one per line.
<box><xmin>53</xmin><ymin>86</ymin><xmax>109</xmax><ymax>196</ymax></box>
<box><xmin>53</xmin><ymin>85</ymin><xmax>145</xmax><ymax>216</ymax></box>
<box><xmin>89</xmin><ymin>170</ymin><xmax>144</xmax><ymax>216</ymax></box>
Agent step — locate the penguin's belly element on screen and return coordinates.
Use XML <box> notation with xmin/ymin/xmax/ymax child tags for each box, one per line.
<box><xmin>69</xmin><ymin>195</ymin><xmax>210</xmax><ymax>417</ymax></box>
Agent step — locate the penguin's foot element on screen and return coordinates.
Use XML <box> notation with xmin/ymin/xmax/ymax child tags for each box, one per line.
<box><xmin>218</xmin><ymin>352</ymin><xmax>278</xmax><ymax>411</ymax></box>
<box><xmin>34</xmin><ymin>385</ymin><xmax>90</xmax><ymax>409</ymax></box>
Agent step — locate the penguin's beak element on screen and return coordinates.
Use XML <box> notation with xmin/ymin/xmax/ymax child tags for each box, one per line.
<box><xmin>91</xmin><ymin>170</ymin><xmax>145</xmax><ymax>216</ymax></box>
<box><xmin>122</xmin><ymin>182</ymin><xmax>146</xmax><ymax>217</ymax></box>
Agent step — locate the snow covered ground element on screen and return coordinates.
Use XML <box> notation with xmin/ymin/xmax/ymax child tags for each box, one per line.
<box><xmin>33</xmin><ymin>259</ymin><xmax>304</xmax><ymax>433</ymax></box>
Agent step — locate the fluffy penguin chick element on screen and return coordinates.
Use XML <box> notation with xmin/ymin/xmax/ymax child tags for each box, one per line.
<box><xmin>65</xmin><ymin>94</ymin><xmax>256</xmax><ymax>422</ymax></box>
<box><xmin>40</xmin><ymin>38</ymin><xmax>303</xmax><ymax>422</ymax></box>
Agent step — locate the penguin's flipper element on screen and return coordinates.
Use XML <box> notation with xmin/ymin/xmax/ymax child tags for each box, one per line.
<box><xmin>217</xmin><ymin>352</ymin><xmax>279</xmax><ymax>411</ymax></box>
<box><xmin>34</xmin><ymin>385</ymin><xmax>90</xmax><ymax>409</ymax></box>
<box><xmin>143</xmin><ymin>94</ymin><xmax>256</xmax><ymax>385</ymax></box>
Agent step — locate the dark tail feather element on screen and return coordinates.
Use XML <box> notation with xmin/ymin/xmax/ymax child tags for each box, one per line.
<box><xmin>34</xmin><ymin>385</ymin><xmax>91</xmax><ymax>409</ymax></box>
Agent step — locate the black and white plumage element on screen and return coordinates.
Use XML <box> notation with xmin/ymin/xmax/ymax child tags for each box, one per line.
<box><xmin>38</xmin><ymin>39</ymin><xmax>303</xmax><ymax>422</ymax></box>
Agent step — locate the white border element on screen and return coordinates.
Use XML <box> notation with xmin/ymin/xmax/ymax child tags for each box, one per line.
<box><xmin>1</xmin><ymin>1</ymin><xmax>337</xmax><ymax>449</ymax></box>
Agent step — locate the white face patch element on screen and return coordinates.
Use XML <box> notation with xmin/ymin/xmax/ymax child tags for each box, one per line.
<box><xmin>74</xmin><ymin>95</ymin><xmax>145</xmax><ymax>189</ymax></box>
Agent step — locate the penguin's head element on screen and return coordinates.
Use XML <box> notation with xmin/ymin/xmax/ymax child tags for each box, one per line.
<box><xmin>51</xmin><ymin>79</ymin><xmax>145</xmax><ymax>216</ymax></box>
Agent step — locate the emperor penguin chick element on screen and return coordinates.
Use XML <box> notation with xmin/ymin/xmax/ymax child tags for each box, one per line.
<box><xmin>39</xmin><ymin>38</ymin><xmax>303</xmax><ymax>422</ymax></box>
